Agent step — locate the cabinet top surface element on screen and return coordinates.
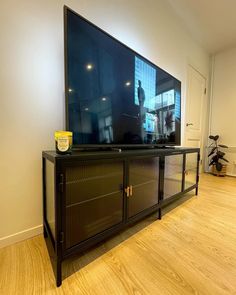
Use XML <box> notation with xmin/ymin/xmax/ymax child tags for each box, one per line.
<box><xmin>43</xmin><ymin>147</ymin><xmax>199</xmax><ymax>162</ymax></box>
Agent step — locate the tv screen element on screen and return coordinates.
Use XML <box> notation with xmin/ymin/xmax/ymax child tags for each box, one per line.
<box><xmin>65</xmin><ymin>7</ymin><xmax>181</xmax><ymax>147</ymax></box>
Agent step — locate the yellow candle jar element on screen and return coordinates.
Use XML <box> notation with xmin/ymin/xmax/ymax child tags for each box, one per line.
<box><xmin>55</xmin><ymin>131</ymin><xmax>73</xmax><ymax>154</ymax></box>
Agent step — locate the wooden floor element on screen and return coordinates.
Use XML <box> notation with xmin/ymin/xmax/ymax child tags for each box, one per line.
<box><xmin>1</xmin><ymin>173</ymin><xmax>236</xmax><ymax>295</ymax></box>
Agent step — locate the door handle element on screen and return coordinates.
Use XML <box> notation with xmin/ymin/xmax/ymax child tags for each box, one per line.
<box><xmin>186</xmin><ymin>123</ymin><xmax>193</xmax><ymax>127</ymax></box>
<box><xmin>130</xmin><ymin>185</ymin><xmax>133</xmax><ymax>196</ymax></box>
<box><xmin>125</xmin><ymin>187</ymin><xmax>130</xmax><ymax>197</ymax></box>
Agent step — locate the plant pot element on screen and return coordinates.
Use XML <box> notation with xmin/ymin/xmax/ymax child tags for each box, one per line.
<box><xmin>212</xmin><ymin>164</ymin><xmax>227</xmax><ymax>177</ymax></box>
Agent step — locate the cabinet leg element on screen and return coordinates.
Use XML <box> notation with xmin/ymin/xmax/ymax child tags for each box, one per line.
<box><xmin>158</xmin><ymin>208</ymin><xmax>162</xmax><ymax>220</ymax></box>
<box><xmin>195</xmin><ymin>186</ymin><xmax>198</xmax><ymax>196</ymax></box>
<box><xmin>43</xmin><ymin>225</ymin><xmax>48</xmax><ymax>238</ymax></box>
<box><xmin>56</xmin><ymin>259</ymin><xmax>62</xmax><ymax>287</ymax></box>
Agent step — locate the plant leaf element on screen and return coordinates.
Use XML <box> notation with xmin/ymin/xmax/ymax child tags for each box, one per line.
<box><xmin>221</xmin><ymin>158</ymin><xmax>229</xmax><ymax>163</ymax></box>
<box><xmin>208</xmin><ymin>151</ymin><xmax>214</xmax><ymax>157</ymax></box>
<box><xmin>208</xmin><ymin>147</ymin><xmax>216</xmax><ymax>157</ymax></box>
<box><xmin>212</xmin><ymin>155</ymin><xmax>218</xmax><ymax>162</ymax></box>
<box><xmin>219</xmin><ymin>144</ymin><xmax>228</xmax><ymax>148</ymax></box>
<box><xmin>217</xmin><ymin>151</ymin><xmax>225</xmax><ymax>157</ymax></box>
<box><xmin>209</xmin><ymin>160</ymin><xmax>215</xmax><ymax>166</ymax></box>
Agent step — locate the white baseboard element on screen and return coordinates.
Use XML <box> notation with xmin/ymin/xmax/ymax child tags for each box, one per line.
<box><xmin>226</xmin><ymin>173</ymin><xmax>236</xmax><ymax>177</ymax></box>
<box><xmin>0</xmin><ymin>225</ymin><xmax>43</xmax><ymax>249</ymax></box>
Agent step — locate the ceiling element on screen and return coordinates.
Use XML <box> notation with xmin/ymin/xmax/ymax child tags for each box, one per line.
<box><xmin>167</xmin><ymin>0</ymin><xmax>236</xmax><ymax>54</ymax></box>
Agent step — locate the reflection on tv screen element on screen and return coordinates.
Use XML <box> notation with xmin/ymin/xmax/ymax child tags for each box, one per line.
<box><xmin>66</xmin><ymin>9</ymin><xmax>181</xmax><ymax>146</ymax></box>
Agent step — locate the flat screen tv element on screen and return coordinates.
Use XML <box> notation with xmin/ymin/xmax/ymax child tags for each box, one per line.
<box><xmin>64</xmin><ymin>7</ymin><xmax>181</xmax><ymax>148</ymax></box>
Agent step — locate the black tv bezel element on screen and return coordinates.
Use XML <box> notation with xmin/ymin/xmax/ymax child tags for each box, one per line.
<box><xmin>64</xmin><ymin>6</ymin><xmax>181</xmax><ymax>149</ymax></box>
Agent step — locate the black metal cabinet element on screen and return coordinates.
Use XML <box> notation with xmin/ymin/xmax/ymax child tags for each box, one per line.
<box><xmin>42</xmin><ymin>147</ymin><xmax>199</xmax><ymax>287</ymax></box>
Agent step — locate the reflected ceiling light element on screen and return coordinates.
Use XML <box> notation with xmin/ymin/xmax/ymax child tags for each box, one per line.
<box><xmin>125</xmin><ymin>81</ymin><xmax>131</xmax><ymax>86</ymax></box>
<box><xmin>68</xmin><ymin>88</ymin><xmax>73</xmax><ymax>92</ymax></box>
<box><xmin>86</xmin><ymin>63</ymin><xmax>93</xmax><ymax>70</ymax></box>
<box><xmin>84</xmin><ymin>107</ymin><xmax>89</xmax><ymax>111</ymax></box>
<box><xmin>101</xmin><ymin>97</ymin><xmax>107</xmax><ymax>101</ymax></box>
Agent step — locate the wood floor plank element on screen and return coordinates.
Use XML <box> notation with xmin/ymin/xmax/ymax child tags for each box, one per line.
<box><xmin>0</xmin><ymin>173</ymin><xmax>236</xmax><ymax>294</ymax></box>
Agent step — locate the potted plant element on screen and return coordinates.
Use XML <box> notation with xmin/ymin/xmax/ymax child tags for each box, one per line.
<box><xmin>208</xmin><ymin>135</ymin><xmax>228</xmax><ymax>176</ymax></box>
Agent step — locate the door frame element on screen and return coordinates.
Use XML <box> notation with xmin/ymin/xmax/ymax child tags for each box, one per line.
<box><xmin>184</xmin><ymin>64</ymin><xmax>208</xmax><ymax>172</ymax></box>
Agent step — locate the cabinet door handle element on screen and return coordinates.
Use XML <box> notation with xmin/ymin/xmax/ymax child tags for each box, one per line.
<box><xmin>130</xmin><ymin>185</ymin><xmax>133</xmax><ymax>196</ymax></box>
<box><xmin>125</xmin><ymin>187</ymin><xmax>130</xmax><ymax>197</ymax></box>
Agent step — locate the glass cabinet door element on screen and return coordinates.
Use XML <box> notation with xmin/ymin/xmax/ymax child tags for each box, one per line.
<box><xmin>164</xmin><ymin>154</ymin><xmax>183</xmax><ymax>200</ymax></box>
<box><xmin>65</xmin><ymin>160</ymin><xmax>124</xmax><ymax>249</ymax></box>
<box><xmin>128</xmin><ymin>157</ymin><xmax>159</xmax><ymax>218</ymax></box>
<box><xmin>184</xmin><ymin>152</ymin><xmax>198</xmax><ymax>190</ymax></box>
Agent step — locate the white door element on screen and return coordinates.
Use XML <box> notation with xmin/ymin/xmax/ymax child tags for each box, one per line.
<box><xmin>185</xmin><ymin>65</ymin><xmax>206</xmax><ymax>171</ymax></box>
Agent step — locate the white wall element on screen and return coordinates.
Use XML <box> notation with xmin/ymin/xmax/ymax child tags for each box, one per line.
<box><xmin>209</xmin><ymin>47</ymin><xmax>236</xmax><ymax>176</ymax></box>
<box><xmin>0</xmin><ymin>0</ymin><xmax>210</xmax><ymax>247</ymax></box>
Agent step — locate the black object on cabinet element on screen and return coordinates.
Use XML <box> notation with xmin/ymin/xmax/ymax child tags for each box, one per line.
<box><xmin>42</xmin><ymin>147</ymin><xmax>199</xmax><ymax>286</ymax></box>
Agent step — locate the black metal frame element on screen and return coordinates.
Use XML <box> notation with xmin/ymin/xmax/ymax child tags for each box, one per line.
<box><xmin>42</xmin><ymin>147</ymin><xmax>199</xmax><ymax>287</ymax></box>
